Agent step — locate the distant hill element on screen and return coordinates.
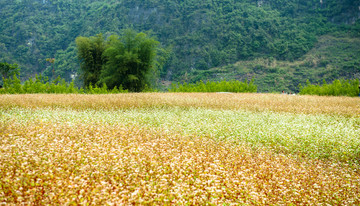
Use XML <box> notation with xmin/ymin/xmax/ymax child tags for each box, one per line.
<box><xmin>0</xmin><ymin>0</ymin><xmax>360</xmax><ymax>91</ymax></box>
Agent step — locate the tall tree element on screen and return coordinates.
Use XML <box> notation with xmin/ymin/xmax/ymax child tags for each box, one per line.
<box><xmin>75</xmin><ymin>34</ymin><xmax>105</xmax><ymax>88</ymax></box>
<box><xmin>100</xmin><ymin>30</ymin><xmax>160</xmax><ymax>92</ymax></box>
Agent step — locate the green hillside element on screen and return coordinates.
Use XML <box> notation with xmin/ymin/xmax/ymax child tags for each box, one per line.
<box><xmin>187</xmin><ymin>35</ymin><xmax>360</xmax><ymax>93</ymax></box>
<box><xmin>0</xmin><ymin>0</ymin><xmax>360</xmax><ymax>91</ymax></box>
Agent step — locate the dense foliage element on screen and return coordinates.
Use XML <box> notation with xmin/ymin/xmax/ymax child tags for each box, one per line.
<box><xmin>187</xmin><ymin>35</ymin><xmax>360</xmax><ymax>93</ymax></box>
<box><xmin>101</xmin><ymin>31</ymin><xmax>160</xmax><ymax>91</ymax></box>
<box><xmin>76</xmin><ymin>34</ymin><xmax>106</xmax><ymax>88</ymax></box>
<box><xmin>0</xmin><ymin>74</ymin><xmax>127</xmax><ymax>94</ymax></box>
<box><xmin>76</xmin><ymin>30</ymin><xmax>160</xmax><ymax>91</ymax></box>
<box><xmin>169</xmin><ymin>79</ymin><xmax>257</xmax><ymax>93</ymax></box>
<box><xmin>0</xmin><ymin>0</ymin><xmax>360</xmax><ymax>91</ymax></box>
<box><xmin>0</xmin><ymin>62</ymin><xmax>19</xmax><ymax>84</ymax></box>
<box><xmin>299</xmin><ymin>79</ymin><xmax>360</xmax><ymax>97</ymax></box>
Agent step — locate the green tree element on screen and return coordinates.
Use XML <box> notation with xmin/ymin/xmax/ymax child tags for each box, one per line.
<box><xmin>75</xmin><ymin>33</ymin><xmax>106</xmax><ymax>88</ymax></box>
<box><xmin>0</xmin><ymin>61</ymin><xmax>19</xmax><ymax>81</ymax></box>
<box><xmin>100</xmin><ymin>30</ymin><xmax>160</xmax><ymax>92</ymax></box>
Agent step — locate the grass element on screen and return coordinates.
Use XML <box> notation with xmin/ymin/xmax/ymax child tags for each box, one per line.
<box><xmin>1</xmin><ymin>93</ymin><xmax>360</xmax><ymax>204</ymax></box>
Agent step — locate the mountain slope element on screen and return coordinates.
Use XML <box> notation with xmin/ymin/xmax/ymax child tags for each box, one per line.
<box><xmin>0</xmin><ymin>0</ymin><xmax>359</xmax><ymax>91</ymax></box>
<box><xmin>189</xmin><ymin>34</ymin><xmax>360</xmax><ymax>93</ymax></box>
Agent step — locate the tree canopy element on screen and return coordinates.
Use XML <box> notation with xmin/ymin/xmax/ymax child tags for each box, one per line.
<box><xmin>76</xmin><ymin>30</ymin><xmax>160</xmax><ymax>92</ymax></box>
<box><xmin>76</xmin><ymin>34</ymin><xmax>106</xmax><ymax>88</ymax></box>
<box><xmin>0</xmin><ymin>61</ymin><xmax>19</xmax><ymax>81</ymax></box>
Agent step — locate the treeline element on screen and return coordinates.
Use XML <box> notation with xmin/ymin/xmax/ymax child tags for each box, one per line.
<box><xmin>299</xmin><ymin>79</ymin><xmax>360</xmax><ymax>97</ymax></box>
<box><xmin>169</xmin><ymin>79</ymin><xmax>257</xmax><ymax>93</ymax></box>
<box><xmin>1</xmin><ymin>75</ymin><xmax>257</xmax><ymax>94</ymax></box>
<box><xmin>2</xmin><ymin>73</ymin><xmax>359</xmax><ymax>97</ymax></box>
<box><xmin>0</xmin><ymin>74</ymin><xmax>127</xmax><ymax>94</ymax></box>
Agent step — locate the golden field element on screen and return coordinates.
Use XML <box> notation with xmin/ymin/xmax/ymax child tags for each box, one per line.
<box><xmin>1</xmin><ymin>93</ymin><xmax>359</xmax><ymax>205</ymax></box>
<box><xmin>0</xmin><ymin>93</ymin><xmax>359</xmax><ymax>116</ymax></box>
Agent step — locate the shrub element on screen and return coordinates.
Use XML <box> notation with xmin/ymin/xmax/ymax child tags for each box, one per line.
<box><xmin>1</xmin><ymin>74</ymin><xmax>128</xmax><ymax>94</ymax></box>
<box><xmin>299</xmin><ymin>79</ymin><xmax>360</xmax><ymax>97</ymax></box>
<box><xmin>169</xmin><ymin>79</ymin><xmax>257</xmax><ymax>93</ymax></box>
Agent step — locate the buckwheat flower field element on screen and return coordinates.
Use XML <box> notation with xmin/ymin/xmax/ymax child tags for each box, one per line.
<box><xmin>1</xmin><ymin>93</ymin><xmax>359</xmax><ymax>205</ymax></box>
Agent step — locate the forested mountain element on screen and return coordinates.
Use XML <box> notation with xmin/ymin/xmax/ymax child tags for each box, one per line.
<box><xmin>1</xmin><ymin>0</ymin><xmax>360</xmax><ymax>91</ymax></box>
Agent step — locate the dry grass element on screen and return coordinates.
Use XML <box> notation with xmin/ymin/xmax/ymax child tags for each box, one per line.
<box><xmin>0</xmin><ymin>93</ymin><xmax>359</xmax><ymax>117</ymax></box>
<box><xmin>1</xmin><ymin>121</ymin><xmax>359</xmax><ymax>205</ymax></box>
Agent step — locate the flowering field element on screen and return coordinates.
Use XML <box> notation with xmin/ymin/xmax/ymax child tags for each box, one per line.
<box><xmin>1</xmin><ymin>93</ymin><xmax>359</xmax><ymax>204</ymax></box>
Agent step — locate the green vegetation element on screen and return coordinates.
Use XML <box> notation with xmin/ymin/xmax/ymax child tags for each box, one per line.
<box><xmin>0</xmin><ymin>62</ymin><xmax>19</xmax><ymax>85</ymax></box>
<box><xmin>1</xmin><ymin>74</ymin><xmax>76</xmax><ymax>94</ymax></box>
<box><xmin>0</xmin><ymin>74</ymin><xmax>127</xmax><ymax>94</ymax></box>
<box><xmin>1</xmin><ymin>0</ymin><xmax>359</xmax><ymax>92</ymax></box>
<box><xmin>76</xmin><ymin>30</ymin><xmax>161</xmax><ymax>92</ymax></box>
<box><xmin>187</xmin><ymin>35</ymin><xmax>360</xmax><ymax>93</ymax></box>
<box><xmin>100</xmin><ymin>30</ymin><xmax>160</xmax><ymax>92</ymax></box>
<box><xmin>169</xmin><ymin>79</ymin><xmax>257</xmax><ymax>93</ymax></box>
<box><xmin>75</xmin><ymin>34</ymin><xmax>106</xmax><ymax>88</ymax></box>
<box><xmin>299</xmin><ymin>79</ymin><xmax>360</xmax><ymax>97</ymax></box>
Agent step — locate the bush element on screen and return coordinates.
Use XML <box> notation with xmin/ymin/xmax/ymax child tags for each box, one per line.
<box><xmin>299</xmin><ymin>79</ymin><xmax>360</xmax><ymax>97</ymax></box>
<box><xmin>1</xmin><ymin>74</ymin><xmax>128</xmax><ymax>94</ymax></box>
<box><xmin>169</xmin><ymin>79</ymin><xmax>257</xmax><ymax>93</ymax></box>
